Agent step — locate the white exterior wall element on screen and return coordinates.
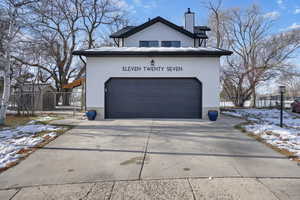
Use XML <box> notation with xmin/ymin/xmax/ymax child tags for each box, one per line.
<box><xmin>124</xmin><ymin>22</ymin><xmax>195</xmax><ymax>47</ymax></box>
<box><xmin>184</xmin><ymin>13</ymin><xmax>195</xmax><ymax>33</ymax></box>
<box><xmin>86</xmin><ymin>56</ymin><xmax>220</xmax><ymax>119</ymax></box>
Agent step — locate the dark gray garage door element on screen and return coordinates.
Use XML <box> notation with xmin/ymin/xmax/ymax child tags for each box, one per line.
<box><xmin>105</xmin><ymin>78</ymin><xmax>202</xmax><ymax>119</ymax></box>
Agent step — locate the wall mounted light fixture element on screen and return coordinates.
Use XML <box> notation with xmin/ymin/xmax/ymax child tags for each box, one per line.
<box><xmin>150</xmin><ymin>59</ymin><xmax>155</xmax><ymax>66</ymax></box>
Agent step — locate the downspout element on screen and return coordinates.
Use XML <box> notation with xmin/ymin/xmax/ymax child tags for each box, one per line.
<box><xmin>79</xmin><ymin>55</ymin><xmax>86</xmax><ymax>66</ymax></box>
<box><xmin>113</xmin><ymin>38</ymin><xmax>119</xmax><ymax>47</ymax></box>
<box><xmin>79</xmin><ymin>55</ymin><xmax>87</xmax><ymax>111</ymax></box>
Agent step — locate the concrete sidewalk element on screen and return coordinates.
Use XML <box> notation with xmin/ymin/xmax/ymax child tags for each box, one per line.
<box><xmin>0</xmin><ymin>116</ymin><xmax>300</xmax><ymax>199</ymax></box>
<box><xmin>1</xmin><ymin>177</ymin><xmax>300</xmax><ymax>200</ymax></box>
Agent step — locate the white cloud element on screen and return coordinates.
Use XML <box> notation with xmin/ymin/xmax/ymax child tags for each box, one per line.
<box><xmin>286</xmin><ymin>23</ymin><xmax>300</xmax><ymax>30</ymax></box>
<box><xmin>295</xmin><ymin>9</ymin><xmax>300</xmax><ymax>14</ymax></box>
<box><xmin>143</xmin><ymin>1</ymin><xmax>157</xmax><ymax>9</ymax></box>
<box><xmin>113</xmin><ymin>0</ymin><xmax>135</xmax><ymax>12</ymax></box>
<box><xmin>277</xmin><ymin>0</ymin><xmax>283</xmax><ymax>5</ymax></box>
<box><xmin>132</xmin><ymin>0</ymin><xmax>157</xmax><ymax>9</ymax></box>
<box><xmin>263</xmin><ymin>11</ymin><xmax>280</xmax><ymax>19</ymax></box>
<box><xmin>133</xmin><ymin>0</ymin><xmax>141</xmax><ymax>4</ymax></box>
<box><xmin>277</xmin><ymin>0</ymin><xmax>286</xmax><ymax>9</ymax></box>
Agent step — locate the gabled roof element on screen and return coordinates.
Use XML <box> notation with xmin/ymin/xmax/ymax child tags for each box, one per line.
<box><xmin>110</xmin><ymin>17</ymin><xmax>208</xmax><ymax>39</ymax></box>
<box><xmin>110</xmin><ymin>26</ymin><xmax>136</xmax><ymax>38</ymax></box>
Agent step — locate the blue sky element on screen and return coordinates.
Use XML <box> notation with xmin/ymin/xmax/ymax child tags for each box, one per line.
<box><xmin>124</xmin><ymin>0</ymin><xmax>300</xmax><ymax>32</ymax></box>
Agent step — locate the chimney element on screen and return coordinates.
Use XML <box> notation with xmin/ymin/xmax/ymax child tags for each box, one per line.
<box><xmin>184</xmin><ymin>8</ymin><xmax>195</xmax><ymax>33</ymax></box>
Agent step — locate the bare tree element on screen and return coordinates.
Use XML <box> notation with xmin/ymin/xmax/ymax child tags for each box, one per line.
<box><xmin>75</xmin><ymin>0</ymin><xmax>129</xmax><ymax>80</ymax></box>
<box><xmin>205</xmin><ymin>1</ymin><xmax>300</xmax><ymax>107</ymax></box>
<box><xmin>201</xmin><ymin>0</ymin><xmax>225</xmax><ymax>48</ymax></box>
<box><xmin>13</xmin><ymin>0</ymin><xmax>128</xmax><ymax>106</ymax></box>
<box><xmin>0</xmin><ymin>0</ymin><xmax>33</xmax><ymax>124</ymax></box>
<box><xmin>279</xmin><ymin>69</ymin><xmax>300</xmax><ymax>97</ymax></box>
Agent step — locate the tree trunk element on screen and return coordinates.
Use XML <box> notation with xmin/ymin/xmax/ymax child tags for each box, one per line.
<box><xmin>233</xmin><ymin>95</ymin><xmax>245</xmax><ymax>108</ymax></box>
<box><xmin>0</xmin><ymin>8</ymin><xmax>14</xmax><ymax>125</ymax></box>
<box><xmin>0</xmin><ymin>60</ymin><xmax>11</xmax><ymax>125</ymax></box>
<box><xmin>62</xmin><ymin>92</ymin><xmax>71</xmax><ymax>106</ymax></box>
<box><xmin>60</xmin><ymin>88</ymin><xmax>72</xmax><ymax>106</ymax></box>
<box><xmin>252</xmin><ymin>87</ymin><xmax>256</xmax><ymax>108</ymax></box>
<box><xmin>238</xmin><ymin>99</ymin><xmax>245</xmax><ymax>107</ymax></box>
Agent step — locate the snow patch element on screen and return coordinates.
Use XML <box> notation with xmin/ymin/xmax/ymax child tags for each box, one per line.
<box><xmin>28</xmin><ymin>116</ymin><xmax>57</xmax><ymax>124</ymax></box>
<box><xmin>244</xmin><ymin>123</ymin><xmax>300</xmax><ymax>157</ymax></box>
<box><xmin>224</xmin><ymin>109</ymin><xmax>300</xmax><ymax>159</ymax></box>
<box><xmin>85</xmin><ymin>47</ymin><xmax>225</xmax><ymax>52</ymax></box>
<box><xmin>223</xmin><ymin>109</ymin><xmax>300</xmax><ymax>128</ymax></box>
<box><xmin>222</xmin><ymin>111</ymin><xmax>242</xmax><ymax>118</ymax></box>
<box><xmin>0</xmin><ymin>124</ymin><xmax>61</xmax><ymax>169</ymax></box>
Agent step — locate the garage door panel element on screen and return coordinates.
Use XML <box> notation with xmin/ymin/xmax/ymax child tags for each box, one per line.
<box><xmin>105</xmin><ymin>78</ymin><xmax>202</xmax><ymax>118</ymax></box>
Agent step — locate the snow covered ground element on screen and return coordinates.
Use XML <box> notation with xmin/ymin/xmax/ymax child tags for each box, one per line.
<box><xmin>27</xmin><ymin>116</ymin><xmax>58</xmax><ymax>124</ymax></box>
<box><xmin>223</xmin><ymin>109</ymin><xmax>300</xmax><ymax>159</ymax></box>
<box><xmin>0</xmin><ymin>123</ymin><xmax>62</xmax><ymax>169</ymax></box>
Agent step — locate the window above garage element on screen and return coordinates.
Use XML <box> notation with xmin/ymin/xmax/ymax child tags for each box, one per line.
<box><xmin>161</xmin><ymin>41</ymin><xmax>181</xmax><ymax>47</ymax></box>
<box><xmin>139</xmin><ymin>41</ymin><xmax>159</xmax><ymax>47</ymax></box>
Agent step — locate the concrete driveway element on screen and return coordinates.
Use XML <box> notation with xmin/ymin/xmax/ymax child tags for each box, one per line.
<box><xmin>1</xmin><ymin>116</ymin><xmax>300</xmax><ymax>199</ymax></box>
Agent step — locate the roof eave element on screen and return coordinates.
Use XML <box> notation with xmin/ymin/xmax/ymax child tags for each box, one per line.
<box><xmin>109</xmin><ymin>35</ymin><xmax>119</xmax><ymax>38</ymax></box>
<box><xmin>73</xmin><ymin>50</ymin><xmax>232</xmax><ymax>57</ymax></box>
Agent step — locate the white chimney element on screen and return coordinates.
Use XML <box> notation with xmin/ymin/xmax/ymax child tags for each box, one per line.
<box><xmin>185</xmin><ymin>8</ymin><xmax>195</xmax><ymax>33</ymax></box>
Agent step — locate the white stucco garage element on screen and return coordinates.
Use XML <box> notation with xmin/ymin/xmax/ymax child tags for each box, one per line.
<box><xmin>73</xmin><ymin>47</ymin><xmax>231</xmax><ymax>120</ymax></box>
<box><xmin>73</xmin><ymin>10</ymin><xmax>232</xmax><ymax>120</ymax></box>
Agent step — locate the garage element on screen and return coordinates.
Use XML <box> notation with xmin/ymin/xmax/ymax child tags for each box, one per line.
<box><xmin>73</xmin><ymin>47</ymin><xmax>231</xmax><ymax>120</ymax></box>
<box><xmin>105</xmin><ymin>78</ymin><xmax>202</xmax><ymax>119</ymax></box>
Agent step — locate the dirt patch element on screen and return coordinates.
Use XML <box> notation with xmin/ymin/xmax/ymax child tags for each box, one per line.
<box><xmin>16</xmin><ymin>148</ymin><xmax>32</xmax><ymax>155</ymax></box>
<box><xmin>0</xmin><ymin>161</ymin><xmax>19</xmax><ymax>173</ymax></box>
<box><xmin>120</xmin><ymin>156</ymin><xmax>150</xmax><ymax>165</ymax></box>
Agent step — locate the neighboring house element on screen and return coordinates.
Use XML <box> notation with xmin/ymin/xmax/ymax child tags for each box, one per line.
<box><xmin>73</xmin><ymin>8</ymin><xmax>232</xmax><ymax>120</ymax></box>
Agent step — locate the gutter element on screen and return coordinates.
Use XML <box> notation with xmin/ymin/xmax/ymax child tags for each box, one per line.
<box><xmin>73</xmin><ymin>50</ymin><xmax>233</xmax><ymax>57</ymax></box>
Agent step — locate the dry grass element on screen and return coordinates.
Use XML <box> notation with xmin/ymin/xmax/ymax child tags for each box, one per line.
<box><xmin>0</xmin><ymin>114</ymin><xmax>65</xmax><ymax>129</ymax></box>
<box><xmin>0</xmin><ymin>114</ymin><xmax>34</xmax><ymax>129</ymax></box>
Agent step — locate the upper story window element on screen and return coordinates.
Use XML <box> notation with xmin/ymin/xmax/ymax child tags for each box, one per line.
<box><xmin>139</xmin><ymin>41</ymin><xmax>159</xmax><ymax>47</ymax></box>
<box><xmin>161</xmin><ymin>41</ymin><xmax>181</xmax><ymax>47</ymax></box>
